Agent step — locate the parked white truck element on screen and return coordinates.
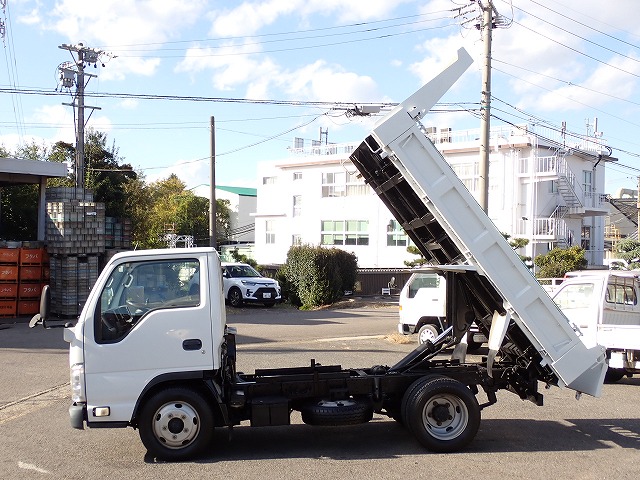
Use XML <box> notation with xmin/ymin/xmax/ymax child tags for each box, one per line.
<box><xmin>552</xmin><ymin>270</ymin><xmax>640</xmax><ymax>382</ymax></box>
<box><xmin>31</xmin><ymin>48</ymin><xmax>606</xmax><ymax>461</ymax></box>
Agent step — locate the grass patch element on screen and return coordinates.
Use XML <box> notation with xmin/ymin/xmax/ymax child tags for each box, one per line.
<box><xmin>385</xmin><ymin>332</ymin><xmax>415</xmax><ymax>344</ymax></box>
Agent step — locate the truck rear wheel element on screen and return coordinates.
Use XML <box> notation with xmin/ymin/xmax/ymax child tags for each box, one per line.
<box><xmin>401</xmin><ymin>376</ymin><xmax>480</xmax><ymax>452</ymax></box>
<box><xmin>139</xmin><ymin>387</ymin><xmax>214</xmax><ymax>461</ymax></box>
<box><xmin>301</xmin><ymin>398</ymin><xmax>373</xmax><ymax>426</ymax></box>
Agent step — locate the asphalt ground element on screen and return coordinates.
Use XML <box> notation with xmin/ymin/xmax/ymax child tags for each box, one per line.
<box><xmin>1</xmin><ymin>300</ymin><xmax>639</xmax><ymax>479</ymax></box>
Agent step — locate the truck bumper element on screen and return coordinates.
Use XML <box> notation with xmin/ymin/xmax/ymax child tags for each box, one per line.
<box><xmin>69</xmin><ymin>403</ymin><xmax>86</xmax><ymax>429</ymax></box>
<box><xmin>398</xmin><ymin>323</ymin><xmax>412</xmax><ymax>335</ymax></box>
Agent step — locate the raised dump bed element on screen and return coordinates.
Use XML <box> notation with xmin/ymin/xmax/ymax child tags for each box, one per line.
<box><xmin>350</xmin><ymin>48</ymin><xmax>606</xmax><ymax>397</ymax></box>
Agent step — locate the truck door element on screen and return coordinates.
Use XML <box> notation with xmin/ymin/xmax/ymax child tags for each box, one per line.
<box><xmin>82</xmin><ymin>257</ymin><xmax>214</xmax><ymax>423</ymax></box>
<box><xmin>552</xmin><ymin>277</ymin><xmax>604</xmax><ymax>348</ymax></box>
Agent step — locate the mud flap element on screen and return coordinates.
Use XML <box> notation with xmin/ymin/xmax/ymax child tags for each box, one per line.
<box><xmin>487</xmin><ymin>310</ymin><xmax>511</xmax><ymax>378</ymax></box>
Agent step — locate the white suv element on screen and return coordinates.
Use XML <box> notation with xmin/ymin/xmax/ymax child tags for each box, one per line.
<box><xmin>221</xmin><ymin>262</ymin><xmax>281</xmax><ymax>308</ymax></box>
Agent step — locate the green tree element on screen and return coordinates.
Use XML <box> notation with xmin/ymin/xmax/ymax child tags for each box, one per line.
<box><xmin>534</xmin><ymin>245</ymin><xmax>587</xmax><ymax>278</ymax></box>
<box><xmin>0</xmin><ymin>141</ymin><xmax>53</xmax><ymax>240</ymax></box>
<box><xmin>51</xmin><ymin>130</ymin><xmax>137</xmax><ymax>218</ymax></box>
<box><xmin>503</xmin><ymin>233</ymin><xmax>532</xmax><ymax>268</ymax></box>
<box><xmin>129</xmin><ymin>174</ymin><xmax>232</xmax><ymax>249</ymax></box>
<box><xmin>404</xmin><ymin>245</ymin><xmax>427</xmax><ymax>267</ymax></box>
<box><xmin>615</xmin><ymin>238</ymin><xmax>640</xmax><ymax>269</ymax></box>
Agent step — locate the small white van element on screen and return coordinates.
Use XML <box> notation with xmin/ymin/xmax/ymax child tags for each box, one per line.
<box><xmin>398</xmin><ymin>267</ymin><xmax>485</xmax><ymax>349</ymax></box>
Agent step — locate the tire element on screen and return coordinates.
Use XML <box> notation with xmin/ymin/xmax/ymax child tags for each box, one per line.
<box><xmin>604</xmin><ymin>368</ymin><xmax>626</xmax><ymax>383</ymax></box>
<box><xmin>417</xmin><ymin>324</ymin><xmax>439</xmax><ymax>345</ymax></box>
<box><xmin>228</xmin><ymin>287</ymin><xmax>244</xmax><ymax>308</ymax></box>
<box><xmin>401</xmin><ymin>376</ymin><xmax>480</xmax><ymax>453</ymax></box>
<box><xmin>301</xmin><ymin>399</ymin><xmax>373</xmax><ymax>426</ymax></box>
<box><xmin>138</xmin><ymin>387</ymin><xmax>214</xmax><ymax>461</ymax></box>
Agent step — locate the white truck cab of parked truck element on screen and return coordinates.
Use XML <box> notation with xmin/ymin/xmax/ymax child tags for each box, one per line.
<box><xmin>552</xmin><ymin>270</ymin><xmax>640</xmax><ymax>382</ymax></box>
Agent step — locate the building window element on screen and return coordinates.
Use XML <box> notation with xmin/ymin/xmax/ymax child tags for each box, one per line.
<box><xmin>581</xmin><ymin>225</ymin><xmax>591</xmax><ymax>250</ymax></box>
<box><xmin>292</xmin><ymin>234</ymin><xmax>302</xmax><ymax>246</ymax></box>
<box><xmin>451</xmin><ymin>162</ymin><xmax>479</xmax><ymax>193</ymax></box>
<box><xmin>321</xmin><ymin>220</ymin><xmax>369</xmax><ymax>246</ymax></box>
<box><xmin>322</xmin><ymin>172</ymin><xmax>345</xmax><ymax>197</ymax></box>
<box><xmin>263</xmin><ymin>176</ymin><xmax>277</xmax><ymax>185</ymax></box>
<box><xmin>321</xmin><ymin>171</ymin><xmax>367</xmax><ymax>197</ymax></box>
<box><xmin>386</xmin><ymin>219</ymin><xmax>409</xmax><ymax>247</ymax></box>
<box><xmin>293</xmin><ymin>195</ymin><xmax>302</xmax><ymax>217</ymax></box>
<box><xmin>293</xmin><ymin>172</ymin><xmax>302</xmax><ymax>180</ymax></box>
<box><xmin>582</xmin><ymin>170</ymin><xmax>593</xmax><ymax>193</ymax></box>
<box><xmin>265</xmin><ymin>220</ymin><xmax>275</xmax><ymax>244</ymax></box>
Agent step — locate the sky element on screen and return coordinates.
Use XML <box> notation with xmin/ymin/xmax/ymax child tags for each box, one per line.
<box><xmin>1</xmin><ymin>0</ymin><xmax>640</xmax><ymax>197</ymax></box>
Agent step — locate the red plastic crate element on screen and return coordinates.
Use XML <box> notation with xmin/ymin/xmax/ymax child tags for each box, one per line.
<box><xmin>0</xmin><ymin>283</ymin><xmax>18</xmax><ymax>298</ymax></box>
<box><xmin>0</xmin><ymin>265</ymin><xmax>19</xmax><ymax>282</ymax></box>
<box><xmin>18</xmin><ymin>283</ymin><xmax>42</xmax><ymax>299</ymax></box>
<box><xmin>19</xmin><ymin>266</ymin><xmax>42</xmax><ymax>281</ymax></box>
<box><xmin>17</xmin><ymin>299</ymin><xmax>39</xmax><ymax>316</ymax></box>
<box><xmin>19</xmin><ymin>248</ymin><xmax>43</xmax><ymax>265</ymax></box>
<box><xmin>0</xmin><ymin>248</ymin><xmax>20</xmax><ymax>264</ymax></box>
<box><xmin>0</xmin><ymin>299</ymin><xmax>17</xmax><ymax>317</ymax></box>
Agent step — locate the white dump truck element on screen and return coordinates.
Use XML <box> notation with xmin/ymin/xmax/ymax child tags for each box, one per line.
<box><xmin>552</xmin><ymin>270</ymin><xmax>640</xmax><ymax>382</ymax></box>
<box><xmin>31</xmin><ymin>48</ymin><xmax>606</xmax><ymax>461</ymax></box>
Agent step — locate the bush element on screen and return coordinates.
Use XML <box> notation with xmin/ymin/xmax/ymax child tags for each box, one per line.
<box><xmin>534</xmin><ymin>245</ymin><xmax>587</xmax><ymax>278</ymax></box>
<box><xmin>281</xmin><ymin>245</ymin><xmax>358</xmax><ymax>309</ymax></box>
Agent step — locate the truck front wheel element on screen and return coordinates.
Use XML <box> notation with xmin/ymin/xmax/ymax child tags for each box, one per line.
<box><xmin>417</xmin><ymin>324</ymin><xmax>439</xmax><ymax>345</ymax></box>
<box><xmin>401</xmin><ymin>376</ymin><xmax>480</xmax><ymax>452</ymax></box>
<box><xmin>139</xmin><ymin>387</ymin><xmax>214</xmax><ymax>461</ymax></box>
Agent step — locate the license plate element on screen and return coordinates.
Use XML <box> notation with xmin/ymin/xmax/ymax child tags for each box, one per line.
<box><xmin>263</xmin><ymin>293</ymin><xmax>271</xmax><ymax>298</ymax></box>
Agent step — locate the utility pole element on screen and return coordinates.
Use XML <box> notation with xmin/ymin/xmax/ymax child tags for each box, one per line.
<box><xmin>210</xmin><ymin>116</ymin><xmax>217</xmax><ymax>249</ymax></box>
<box><xmin>478</xmin><ymin>0</ymin><xmax>494</xmax><ymax>213</ymax></box>
<box><xmin>58</xmin><ymin>43</ymin><xmax>107</xmax><ymax>194</ymax></box>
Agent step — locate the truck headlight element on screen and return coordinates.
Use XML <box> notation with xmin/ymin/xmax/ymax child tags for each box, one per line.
<box><xmin>70</xmin><ymin>363</ymin><xmax>86</xmax><ymax>403</ymax></box>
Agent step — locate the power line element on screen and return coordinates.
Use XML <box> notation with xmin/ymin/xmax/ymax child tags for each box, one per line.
<box><xmin>510</xmin><ymin>19</ymin><xmax>640</xmax><ymax>80</ymax></box>
<box><xmin>99</xmin><ymin>10</ymin><xmax>458</xmax><ymax>50</ymax></box>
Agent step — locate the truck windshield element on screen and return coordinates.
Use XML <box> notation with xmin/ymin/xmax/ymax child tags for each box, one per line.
<box><xmin>553</xmin><ymin>283</ymin><xmax>594</xmax><ymax>310</ymax></box>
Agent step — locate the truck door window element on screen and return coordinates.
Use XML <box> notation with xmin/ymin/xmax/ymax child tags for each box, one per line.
<box><xmin>408</xmin><ymin>274</ymin><xmax>441</xmax><ymax>298</ymax></box>
<box><xmin>96</xmin><ymin>259</ymin><xmax>201</xmax><ymax>343</ymax></box>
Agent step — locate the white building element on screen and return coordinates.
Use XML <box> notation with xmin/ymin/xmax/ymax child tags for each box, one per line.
<box><xmin>216</xmin><ymin>185</ymin><xmax>257</xmax><ymax>243</ymax></box>
<box><xmin>253</xmin><ymin>125</ymin><xmax>612</xmax><ymax>269</ymax></box>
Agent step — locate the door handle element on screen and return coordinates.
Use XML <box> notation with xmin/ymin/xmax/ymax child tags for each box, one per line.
<box><xmin>182</xmin><ymin>339</ymin><xmax>202</xmax><ymax>351</ymax></box>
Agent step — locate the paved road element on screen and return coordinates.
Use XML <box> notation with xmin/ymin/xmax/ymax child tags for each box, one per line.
<box><xmin>1</xmin><ymin>304</ymin><xmax>639</xmax><ymax>479</ymax></box>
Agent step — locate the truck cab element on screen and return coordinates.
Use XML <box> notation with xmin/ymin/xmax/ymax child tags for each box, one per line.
<box><xmin>64</xmin><ymin>248</ymin><xmax>227</xmax><ymax>429</ymax></box>
<box><xmin>552</xmin><ymin>270</ymin><xmax>640</xmax><ymax>381</ymax></box>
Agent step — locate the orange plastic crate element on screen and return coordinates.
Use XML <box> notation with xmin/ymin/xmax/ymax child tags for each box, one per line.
<box><xmin>0</xmin><ymin>265</ymin><xmax>19</xmax><ymax>282</ymax></box>
<box><xmin>0</xmin><ymin>248</ymin><xmax>20</xmax><ymax>264</ymax></box>
<box><xmin>18</xmin><ymin>283</ymin><xmax>42</xmax><ymax>299</ymax></box>
<box><xmin>19</xmin><ymin>266</ymin><xmax>42</xmax><ymax>281</ymax></box>
<box><xmin>19</xmin><ymin>248</ymin><xmax>43</xmax><ymax>265</ymax></box>
<box><xmin>17</xmin><ymin>299</ymin><xmax>39</xmax><ymax>316</ymax></box>
<box><xmin>0</xmin><ymin>283</ymin><xmax>18</xmax><ymax>298</ymax></box>
<box><xmin>0</xmin><ymin>299</ymin><xmax>17</xmax><ymax>317</ymax></box>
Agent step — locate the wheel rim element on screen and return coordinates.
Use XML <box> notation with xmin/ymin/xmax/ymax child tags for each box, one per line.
<box><xmin>230</xmin><ymin>289</ymin><xmax>242</xmax><ymax>306</ymax></box>
<box><xmin>419</xmin><ymin>327</ymin><xmax>437</xmax><ymax>344</ymax></box>
<box><xmin>422</xmin><ymin>393</ymin><xmax>469</xmax><ymax>441</ymax></box>
<box><xmin>151</xmin><ymin>401</ymin><xmax>200</xmax><ymax>449</ymax></box>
